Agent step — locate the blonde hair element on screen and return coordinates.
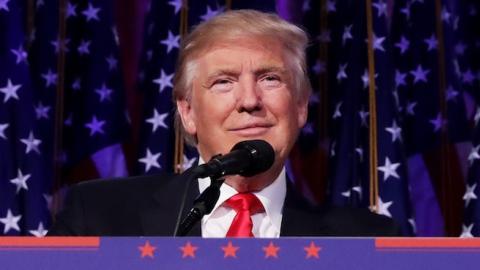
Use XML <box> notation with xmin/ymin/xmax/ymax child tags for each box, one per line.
<box><xmin>173</xmin><ymin>9</ymin><xmax>311</xmax><ymax>144</ymax></box>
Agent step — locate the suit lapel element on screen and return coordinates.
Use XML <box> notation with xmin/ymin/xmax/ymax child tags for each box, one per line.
<box><xmin>140</xmin><ymin>172</ymin><xmax>201</xmax><ymax>236</ymax></box>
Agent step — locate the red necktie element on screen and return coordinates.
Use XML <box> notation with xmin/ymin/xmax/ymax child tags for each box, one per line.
<box><xmin>225</xmin><ymin>193</ymin><xmax>264</xmax><ymax>237</ymax></box>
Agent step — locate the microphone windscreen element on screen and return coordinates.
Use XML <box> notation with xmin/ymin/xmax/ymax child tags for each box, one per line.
<box><xmin>231</xmin><ymin>140</ymin><xmax>275</xmax><ymax>177</ymax></box>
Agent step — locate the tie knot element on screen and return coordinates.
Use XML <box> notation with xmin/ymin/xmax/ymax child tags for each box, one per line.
<box><xmin>225</xmin><ymin>193</ymin><xmax>264</xmax><ymax>214</ymax></box>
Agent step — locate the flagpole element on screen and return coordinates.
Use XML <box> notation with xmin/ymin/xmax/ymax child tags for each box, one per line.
<box><xmin>52</xmin><ymin>0</ymin><xmax>67</xmax><ymax>217</ymax></box>
<box><xmin>174</xmin><ymin>0</ymin><xmax>189</xmax><ymax>173</ymax></box>
<box><xmin>434</xmin><ymin>0</ymin><xmax>455</xmax><ymax>236</ymax></box>
<box><xmin>365</xmin><ymin>0</ymin><xmax>379</xmax><ymax>212</ymax></box>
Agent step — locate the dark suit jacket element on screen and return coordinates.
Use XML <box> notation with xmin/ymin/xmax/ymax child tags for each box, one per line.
<box><xmin>48</xmin><ymin>172</ymin><xmax>400</xmax><ymax>236</ymax></box>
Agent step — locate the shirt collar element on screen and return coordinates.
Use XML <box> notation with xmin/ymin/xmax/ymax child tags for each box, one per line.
<box><xmin>198</xmin><ymin>156</ymin><xmax>286</xmax><ymax>233</ymax></box>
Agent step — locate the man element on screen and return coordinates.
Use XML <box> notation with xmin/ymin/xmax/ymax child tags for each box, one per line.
<box><xmin>49</xmin><ymin>10</ymin><xmax>399</xmax><ymax>237</ymax></box>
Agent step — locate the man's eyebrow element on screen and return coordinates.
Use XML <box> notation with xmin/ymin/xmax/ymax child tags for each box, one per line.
<box><xmin>253</xmin><ymin>66</ymin><xmax>288</xmax><ymax>76</ymax></box>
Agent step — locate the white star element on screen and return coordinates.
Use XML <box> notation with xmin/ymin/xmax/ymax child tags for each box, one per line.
<box><xmin>408</xmin><ymin>218</ymin><xmax>417</xmax><ymax>234</ymax></box>
<box><xmin>312</xmin><ymin>60</ymin><xmax>326</xmax><ymax>75</ymax></box>
<box><xmin>153</xmin><ymin>69</ymin><xmax>174</xmax><ymax>93</ymax></box>
<box><xmin>424</xmin><ymin>34</ymin><xmax>438</xmax><ymax>51</ymax></box>
<box><xmin>10</xmin><ymin>45</ymin><xmax>28</xmax><ymax>64</ymax></box>
<box><xmin>372</xmin><ymin>0</ymin><xmax>387</xmax><ymax>17</ymax></box>
<box><xmin>468</xmin><ymin>145</ymin><xmax>480</xmax><ymax>165</ymax></box>
<box><xmin>400</xmin><ymin>4</ymin><xmax>411</xmax><ymax>20</ymax></box>
<box><xmin>9</xmin><ymin>169</ymin><xmax>31</xmax><ymax>193</ymax></box>
<box><xmin>72</xmin><ymin>77</ymin><xmax>81</xmax><ymax>90</ymax></box>
<box><xmin>301</xmin><ymin>122</ymin><xmax>314</xmax><ymax>134</ymax></box>
<box><xmin>326</xmin><ymin>0</ymin><xmax>336</xmax><ymax>13</ymax></box>
<box><xmin>168</xmin><ymin>0</ymin><xmax>183</xmax><ymax>14</ymax></box>
<box><xmin>66</xmin><ymin>2</ymin><xmax>77</xmax><ymax>18</ymax></box>
<box><xmin>85</xmin><ymin>116</ymin><xmax>106</xmax><ymax>136</ymax></box>
<box><xmin>41</xmin><ymin>69</ymin><xmax>58</xmax><ymax>88</ymax></box>
<box><xmin>372</xmin><ymin>33</ymin><xmax>386</xmax><ymax>52</ymax></box>
<box><xmin>463</xmin><ymin>183</ymin><xmax>478</xmax><ymax>207</ymax></box>
<box><xmin>0</xmin><ymin>0</ymin><xmax>10</xmax><ymax>11</ymax></box>
<box><xmin>378</xmin><ymin>157</ymin><xmax>401</xmax><ymax>181</ymax></box>
<box><xmin>105</xmin><ymin>55</ymin><xmax>118</xmax><ymax>71</ymax></box>
<box><xmin>410</xmin><ymin>64</ymin><xmax>430</xmax><ymax>83</ymax></box>
<box><xmin>82</xmin><ymin>3</ymin><xmax>101</xmax><ymax>22</ymax></box>
<box><xmin>77</xmin><ymin>40</ymin><xmax>91</xmax><ymax>55</ymax></box>
<box><xmin>20</xmin><ymin>131</ymin><xmax>42</xmax><ymax>154</ymax></box>
<box><xmin>460</xmin><ymin>223</ymin><xmax>474</xmax><ymax>238</ymax></box>
<box><xmin>359</xmin><ymin>109</ymin><xmax>369</xmax><ymax>127</ymax></box>
<box><xmin>179</xmin><ymin>155</ymin><xmax>197</xmax><ymax>171</ymax></box>
<box><xmin>355</xmin><ymin>147</ymin><xmax>364</xmax><ymax>162</ymax></box>
<box><xmin>446</xmin><ymin>85</ymin><xmax>458</xmax><ymax>102</ymax></box>
<box><xmin>406</xmin><ymin>101</ymin><xmax>417</xmax><ymax>116</ymax></box>
<box><xmin>333</xmin><ymin>102</ymin><xmax>342</xmax><ymax>119</ymax></box>
<box><xmin>0</xmin><ymin>79</ymin><xmax>21</xmax><ymax>102</ymax></box>
<box><xmin>139</xmin><ymin>148</ymin><xmax>161</xmax><ymax>172</ymax></box>
<box><xmin>200</xmin><ymin>5</ymin><xmax>222</xmax><ymax>21</ymax></box>
<box><xmin>29</xmin><ymin>222</ymin><xmax>48</xmax><ymax>237</ymax></box>
<box><xmin>474</xmin><ymin>107</ymin><xmax>480</xmax><ymax>126</ymax></box>
<box><xmin>112</xmin><ymin>26</ymin><xmax>119</xmax><ymax>46</ymax></box>
<box><xmin>43</xmin><ymin>194</ymin><xmax>53</xmax><ymax>212</ymax></box>
<box><xmin>302</xmin><ymin>0</ymin><xmax>311</xmax><ymax>12</ymax></box>
<box><xmin>385</xmin><ymin>120</ymin><xmax>402</xmax><ymax>142</ymax></box>
<box><xmin>0</xmin><ymin>123</ymin><xmax>8</xmax><ymax>139</ymax></box>
<box><xmin>160</xmin><ymin>31</ymin><xmax>180</xmax><ymax>54</ymax></box>
<box><xmin>330</xmin><ymin>141</ymin><xmax>336</xmax><ymax>157</ymax></box>
<box><xmin>309</xmin><ymin>92</ymin><xmax>320</xmax><ymax>104</ymax></box>
<box><xmin>429</xmin><ymin>113</ymin><xmax>447</xmax><ymax>132</ymax></box>
<box><xmin>352</xmin><ymin>186</ymin><xmax>362</xmax><ymax>198</ymax></box>
<box><xmin>34</xmin><ymin>102</ymin><xmax>51</xmax><ymax>119</ymax></box>
<box><xmin>336</xmin><ymin>63</ymin><xmax>348</xmax><ymax>82</ymax></box>
<box><xmin>50</xmin><ymin>38</ymin><xmax>70</xmax><ymax>54</ymax></box>
<box><xmin>441</xmin><ymin>6</ymin><xmax>451</xmax><ymax>23</ymax></box>
<box><xmin>454</xmin><ymin>42</ymin><xmax>467</xmax><ymax>55</ymax></box>
<box><xmin>341</xmin><ymin>189</ymin><xmax>351</xmax><ymax>198</ymax></box>
<box><xmin>395</xmin><ymin>36</ymin><xmax>410</xmax><ymax>54</ymax></box>
<box><xmin>374</xmin><ymin>197</ymin><xmax>393</xmax><ymax>218</ymax></box>
<box><xmin>146</xmin><ymin>109</ymin><xmax>168</xmax><ymax>132</ymax></box>
<box><xmin>462</xmin><ymin>69</ymin><xmax>475</xmax><ymax>85</ymax></box>
<box><xmin>361</xmin><ymin>69</ymin><xmax>378</xmax><ymax>89</ymax></box>
<box><xmin>395</xmin><ymin>70</ymin><xmax>407</xmax><ymax>87</ymax></box>
<box><xmin>342</xmin><ymin>25</ymin><xmax>353</xmax><ymax>45</ymax></box>
<box><xmin>95</xmin><ymin>83</ymin><xmax>113</xmax><ymax>102</ymax></box>
<box><xmin>0</xmin><ymin>209</ymin><xmax>21</xmax><ymax>234</ymax></box>
<box><xmin>317</xmin><ymin>30</ymin><xmax>331</xmax><ymax>43</ymax></box>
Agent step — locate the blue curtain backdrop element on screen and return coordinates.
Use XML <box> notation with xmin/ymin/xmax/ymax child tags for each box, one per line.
<box><xmin>0</xmin><ymin>0</ymin><xmax>479</xmax><ymax>237</ymax></box>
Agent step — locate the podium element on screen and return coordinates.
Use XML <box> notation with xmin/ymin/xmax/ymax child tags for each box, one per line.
<box><xmin>0</xmin><ymin>237</ymin><xmax>478</xmax><ymax>269</ymax></box>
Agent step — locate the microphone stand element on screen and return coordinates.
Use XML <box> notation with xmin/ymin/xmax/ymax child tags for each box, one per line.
<box><xmin>175</xmin><ymin>172</ymin><xmax>225</xmax><ymax>237</ymax></box>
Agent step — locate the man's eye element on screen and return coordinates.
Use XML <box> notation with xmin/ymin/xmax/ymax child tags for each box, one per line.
<box><xmin>259</xmin><ymin>75</ymin><xmax>281</xmax><ymax>88</ymax></box>
<box><xmin>211</xmin><ymin>79</ymin><xmax>233</xmax><ymax>92</ymax></box>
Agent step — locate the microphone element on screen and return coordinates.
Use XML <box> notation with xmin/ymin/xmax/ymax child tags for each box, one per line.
<box><xmin>192</xmin><ymin>139</ymin><xmax>275</xmax><ymax>179</ymax></box>
<box><xmin>174</xmin><ymin>139</ymin><xmax>275</xmax><ymax>236</ymax></box>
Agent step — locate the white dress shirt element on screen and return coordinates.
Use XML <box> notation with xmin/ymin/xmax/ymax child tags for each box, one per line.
<box><xmin>198</xmin><ymin>158</ymin><xmax>286</xmax><ymax>238</ymax></box>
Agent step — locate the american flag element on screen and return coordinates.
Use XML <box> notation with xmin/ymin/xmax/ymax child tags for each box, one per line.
<box><xmin>292</xmin><ymin>0</ymin><xmax>479</xmax><ymax>236</ymax></box>
<box><xmin>460</xmin><ymin>0</ymin><xmax>480</xmax><ymax>237</ymax></box>
<box><xmin>0</xmin><ymin>0</ymin><xmax>52</xmax><ymax>236</ymax></box>
<box><xmin>0</xmin><ymin>0</ymin><xmax>129</xmax><ymax>236</ymax></box>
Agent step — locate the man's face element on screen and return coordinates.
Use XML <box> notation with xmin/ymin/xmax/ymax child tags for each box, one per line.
<box><xmin>177</xmin><ymin>37</ymin><xmax>308</xmax><ymax>190</ymax></box>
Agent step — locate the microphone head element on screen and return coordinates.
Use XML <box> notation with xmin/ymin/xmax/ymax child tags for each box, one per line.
<box><xmin>231</xmin><ymin>140</ymin><xmax>275</xmax><ymax>177</ymax></box>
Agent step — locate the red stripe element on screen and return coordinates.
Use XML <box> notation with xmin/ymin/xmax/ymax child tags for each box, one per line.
<box><xmin>0</xmin><ymin>237</ymin><xmax>100</xmax><ymax>247</ymax></box>
<box><xmin>376</xmin><ymin>238</ymin><xmax>480</xmax><ymax>248</ymax></box>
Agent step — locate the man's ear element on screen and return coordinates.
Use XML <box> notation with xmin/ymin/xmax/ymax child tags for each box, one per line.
<box><xmin>297</xmin><ymin>95</ymin><xmax>309</xmax><ymax>128</ymax></box>
<box><xmin>176</xmin><ymin>99</ymin><xmax>197</xmax><ymax>135</ymax></box>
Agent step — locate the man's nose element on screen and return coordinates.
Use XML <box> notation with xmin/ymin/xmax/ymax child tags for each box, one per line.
<box><xmin>236</xmin><ymin>78</ymin><xmax>262</xmax><ymax>113</ymax></box>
